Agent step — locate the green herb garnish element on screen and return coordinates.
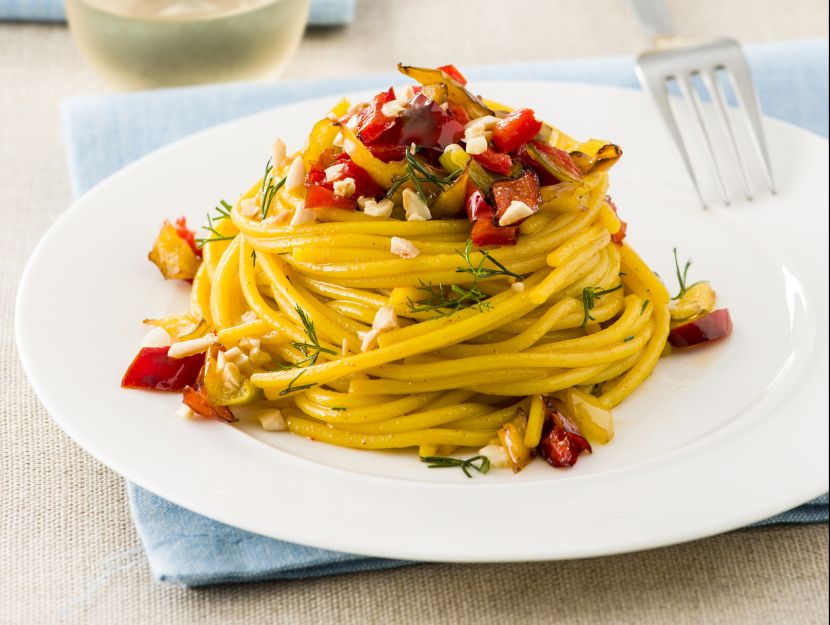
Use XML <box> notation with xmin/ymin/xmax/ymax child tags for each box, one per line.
<box><xmin>672</xmin><ymin>247</ymin><xmax>702</xmax><ymax>300</ymax></box>
<box><xmin>581</xmin><ymin>284</ymin><xmax>623</xmax><ymax>326</ymax></box>
<box><xmin>408</xmin><ymin>239</ymin><xmax>523</xmax><ymax>316</ymax></box>
<box><xmin>641</xmin><ymin>299</ymin><xmax>650</xmax><ymax>315</ymax></box>
<box><xmin>421</xmin><ymin>454</ymin><xmax>491</xmax><ymax>478</ymax></box>
<box><xmin>195</xmin><ymin>200</ymin><xmax>234</xmax><ymax>247</ymax></box>
<box><xmin>386</xmin><ymin>147</ymin><xmax>463</xmax><ymax>203</ymax></box>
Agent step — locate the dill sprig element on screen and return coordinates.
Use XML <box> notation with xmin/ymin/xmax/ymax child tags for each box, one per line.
<box><xmin>259</xmin><ymin>158</ymin><xmax>287</xmax><ymax>220</ymax></box>
<box><xmin>672</xmin><ymin>248</ymin><xmax>702</xmax><ymax>300</ymax></box>
<box><xmin>278</xmin><ymin>370</ymin><xmax>315</xmax><ymax>396</ymax></box>
<box><xmin>387</xmin><ymin>148</ymin><xmax>463</xmax><ymax>202</ymax></box>
<box><xmin>581</xmin><ymin>284</ymin><xmax>624</xmax><ymax>326</ymax></box>
<box><xmin>276</xmin><ymin>306</ymin><xmax>336</xmax><ymax>395</ymax></box>
<box><xmin>455</xmin><ymin>239</ymin><xmax>523</xmax><ymax>281</ymax></box>
<box><xmin>195</xmin><ymin>200</ymin><xmax>234</xmax><ymax>247</ymax></box>
<box><xmin>421</xmin><ymin>454</ymin><xmax>491</xmax><ymax>478</ymax></box>
<box><xmin>408</xmin><ymin>239</ymin><xmax>524</xmax><ymax>316</ymax></box>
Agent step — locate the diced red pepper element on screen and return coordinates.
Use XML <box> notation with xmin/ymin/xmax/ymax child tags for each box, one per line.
<box><xmin>668</xmin><ymin>308</ymin><xmax>733</xmax><ymax>348</ymax></box>
<box><xmin>121</xmin><ymin>347</ymin><xmax>203</xmax><ymax>392</ymax></box>
<box><xmin>305</xmin><ymin>184</ymin><xmax>357</xmax><ymax>211</ymax></box>
<box><xmin>492</xmin><ymin>108</ymin><xmax>543</xmax><ymax>153</ymax></box>
<box><xmin>356</xmin><ymin>87</ymin><xmax>398</xmax><ymax>144</ymax></box>
<box><xmin>340</xmin><ymin>160</ymin><xmax>385</xmax><ymax>199</ymax></box>
<box><xmin>181</xmin><ymin>386</ymin><xmax>235</xmax><ymax>422</ymax></box>
<box><xmin>437</xmin><ymin>64</ymin><xmax>468</xmax><ymax>86</ymax></box>
<box><xmin>607</xmin><ymin>196</ymin><xmax>627</xmax><ymax>244</ymax></box>
<box><xmin>447</xmin><ymin>103</ymin><xmax>470</xmax><ymax>126</ymax></box>
<box><xmin>471</xmin><ymin>218</ymin><xmax>518</xmax><ymax>246</ymax></box>
<box><xmin>365</xmin><ymin>143</ymin><xmax>408</xmax><ymax>162</ymax></box>
<box><xmin>400</xmin><ymin>93</ymin><xmax>464</xmax><ymax>151</ymax></box>
<box><xmin>464</xmin><ymin>181</ymin><xmax>494</xmax><ymax>222</ymax></box>
<box><xmin>172</xmin><ymin>217</ymin><xmax>201</xmax><ymax>258</ymax></box>
<box><xmin>307</xmin><ymin>153</ymin><xmax>384</xmax><ymax>201</ymax></box>
<box><xmin>472</xmin><ymin>149</ymin><xmax>513</xmax><ymax>175</ymax></box>
<box><xmin>491</xmin><ymin>169</ymin><xmax>540</xmax><ymax>222</ymax></box>
<box><xmin>537</xmin><ymin>401</ymin><xmax>592</xmax><ymax>468</ymax></box>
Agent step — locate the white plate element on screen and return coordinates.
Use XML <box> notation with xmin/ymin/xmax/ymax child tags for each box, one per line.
<box><xmin>16</xmin><ymin>82</ymin><xmax>828</xmax><ymax>562</ymax></box>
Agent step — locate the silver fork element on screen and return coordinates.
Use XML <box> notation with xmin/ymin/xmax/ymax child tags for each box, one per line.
<box><xmin>629</xmin><ymin>0</ymin><xmax>775</xmax><ymax>207</ymax></box>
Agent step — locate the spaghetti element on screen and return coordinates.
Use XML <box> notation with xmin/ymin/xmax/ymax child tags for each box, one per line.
<box><xmin>124</xmin><ymin>64</ymin><xmax>728</xmax><ymax>475</ymax></box>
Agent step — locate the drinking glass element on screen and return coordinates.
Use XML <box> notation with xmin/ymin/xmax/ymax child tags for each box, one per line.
<box><xmin>66</xmin><ymin>0</ymin><xmax>310</xmax><ymax>90</ymax></box>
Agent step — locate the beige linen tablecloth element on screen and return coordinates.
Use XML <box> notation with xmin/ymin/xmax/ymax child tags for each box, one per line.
<box><xmin>1</xmin><ymin>1</ymin><xmax>827</xmax><ymax>623</ymax></box>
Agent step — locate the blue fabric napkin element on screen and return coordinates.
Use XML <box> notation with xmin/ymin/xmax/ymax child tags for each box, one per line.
<box><xmin>61</xmin><ymin>38</ymin><xmax>829</xmax><ymax>586</ymax></box>
<box><xmin>0</xmin><ymin>0</ymin><xmax>355</xmax><ymax>26</ymax></box>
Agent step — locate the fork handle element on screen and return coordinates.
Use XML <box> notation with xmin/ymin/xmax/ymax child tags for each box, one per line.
<box><xmin>628</xmin><ymin>0</ymin><xmax>675</xmax><ymax>40</ymax></box>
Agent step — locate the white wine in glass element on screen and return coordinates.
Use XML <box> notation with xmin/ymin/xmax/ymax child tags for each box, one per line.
<box><xmin>66</xmin><ymin>0</ymin><xmax>310</xmax><ymax>90</ymax></box>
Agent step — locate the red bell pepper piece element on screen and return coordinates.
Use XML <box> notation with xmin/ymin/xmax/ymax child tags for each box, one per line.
<box><xmin>173</xmin><ymin>217</ymin><xmax>201</xmax><ymax>258</ymax></box>
<box><xmin>365</xmin><ymin>143</ymin><xmax>408</xmax><ymax>162</ymax></box>
<box><xmin>305</xmin><ymin>184</ymin><xmax>357</xmax><ymax>211</ymax></box>
<box><xmin>492</xmin><ymin>108</ymin><xmax>543</xmax><ymax>153</ymax></box>
<box><xmin>400</xmin><ymin>93</ymin><xmax>464</xmax><ymax>151</ymax></box>
<box><xmin>121</xmin><ymin>347</ymin><xmax>203</xmax><ymax>392</ymax></box>
<box><xmin>491</xmin><ymin>169</ymin><xmax>540</xmax><ymax>222</ymax></box>
<box><xmin>340</xmin><ymin>159</ymin><xmax>385</xmax><ymax>199</ymax></box>
<box><xmin>182</xmin><ymin>384</ymin><xmax>237</xmax><ymax>423</ymax></box>
<box><xmin>668</xmin><ymin>309</ymin><xmax>733</xmax><ymax>348</ymax></box>
<box><xmin>606</xmin><ymin>196</ymin><xmax>627</xmax><ymax>244</ymax></box>
<box><xmin>447</xmin><ymin>103</ymin><xmax>470</xmax><ymax>126</ymax></box>
<box><xmin>472</xmin><ymin>149</ymin><xmax>513</xmax><ymax>175</ymax></box>
<box><xmin>437</xmin><ymin>64</ymin><xmax>468</xmax><ymax>86</ymax></box>
<box><xmin>537</xmin><ymin>401</ymin><xmax>592</xmax><ymax>468</ymax></box>
<box><xmin>464</xmin><ymin>181</ymin><xmax>494</xmax><ymax>222</ymax></box>
<box><xmin>356</xmin><ymin>87</ymin><xmax>398</xmax><ymax>144</ymax></box>
<box><xmin>471</xmin><ymin>218</ymin><xmax>518</xmax><ymax>246</ymax></box>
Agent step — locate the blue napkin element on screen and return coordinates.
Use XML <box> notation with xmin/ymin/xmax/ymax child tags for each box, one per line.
<box><xmin>61</xmin><ymin>39</ymin><xmax>829</xmax><ymax>586</ymax></box>
<box><xmin>0</xmin><ymin>0</ymin><xmax>355</xmax><ymax>25</ymax></box>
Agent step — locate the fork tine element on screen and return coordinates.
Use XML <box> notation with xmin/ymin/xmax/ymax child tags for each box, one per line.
<box><xmin>701</xmin><ymin>69</ymin><xmax>754</xmax><ymax>201</ymax></box>
<box><xmin>635</xmin><ymin>65</ymin><xmax>708</xmax><ymax>208</ymax></box>
<box><xmin>676</xmin><ymin>73</ymin><xmax>731</xmax><ymax>206</ymax></box>
<box><xmin>724</xmin><ymin>60</ymin><xmax>777</xmax><ymax>193</ymax></box>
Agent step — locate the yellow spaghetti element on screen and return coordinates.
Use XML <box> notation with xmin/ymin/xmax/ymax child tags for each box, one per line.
<box><xmin>125</xmin><ymin>64</ymin><xmax>729</xmax><ymax>476</ymax></box>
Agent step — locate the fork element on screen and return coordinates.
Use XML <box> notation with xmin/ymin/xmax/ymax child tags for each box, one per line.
<box><xmin>629</xmin><ymin>0</ymin><xmax>776</xmax><ymax>207</ymax></box>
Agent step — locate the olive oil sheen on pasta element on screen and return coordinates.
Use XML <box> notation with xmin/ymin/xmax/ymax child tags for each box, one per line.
<box><xmin>66</xmin><ymin>0</ymin><xmax>309</xmax><ymax>90</ymax></box>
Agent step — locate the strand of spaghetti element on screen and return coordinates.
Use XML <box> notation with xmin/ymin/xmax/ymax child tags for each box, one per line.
<box><xmin>250</xmin><ymin>282</ymin><xmax>548</xmax><ymax>391</ymax></box>
<box><xmin>524</xmin><ymin>395</ymin><xmax>546</xmax><ymax>447</ymax></box>
<box><xmin>249</xmin><ymin>244</ymin><xmax>363</xmax><ymax>349</ymax></box>
<box><xmin>208</xmin><ymin>235</ymin><xmax>244</xmax><ymax>329</ymax></box>
<box><xmin>292</xmin><ymin>247</ymin><xmax>398</xmax><ymax>263</ymax></box>
<box><xmin>468</xmin><ymin>364</ymin><xmax>610</xmax><ymax>396</ymax></box>
<box><xmin>330</xmin><ymin>403</ymin><xmax>492</xmax><ymax>434</ymax></box>
<box><xmin>293</xmin><ymin>276</ymin><xmax>389</xmax><ymax>310</ymax></box>
<box><xmin>347</xmin><ymin>369</ymin><xmax>553</xmax><ymax>396</ymax></box>
<box><xmin>530</xmin><ymin>234</ymin><xmax>612</xmax><ymax>304</ymax></box>
<box><xmin>370</xmin><ymin>329</ymin><xmax>651</xmax><ymax>381</ymax></box>
<box><xmin>375</xmin><ymin>269</ymin><xmax>548</xmax><ymax>348</ymax></box>
<box><xmin>447</xmin><ymin>401</ymin><xmax>525</xmax><ymax>430</ymax></box>
<box><xmin>420</xmin><ymin>389</ymin><xmax>477</xmax><ymax>410</ymax></box>
<box><xmin>324</xmin><ymin>300</ymin><xmax>377</xmax><ymax>325</ymax></box>
<box><xmin>581</xmin><ymin>350</ymin><xmax>644</xmax><ymax>386</ymax></box>
<box><xmin>216</xmin><ymin>319</ymin><xmax>270</xmax><ymax>346</ymax></box>
<box><xmin>293</xmin><ymin>392</ymin><xmax>441</xmax><ymax>424</ymax></box>
<box><xmin>201</xmin><ymin>215</ymin><xmax>238</xmax><ymax>281</ymax></box>
<box><xmin>301</xmin><ymin>387</ymin><xmax>395</xmax><ymax>408</ymax></box>
<box><xmin>285</xmin><ymin>416</ymin><xmax>497</xmax><ymax>450</ymax></box>
<box><xmin>237</xmin><ymin>238</ymin><xmax>328</xmax><ymax>347</ymax></box>
<box><xmin>434</xmin><ymin>298</ymin><xmax>579</xmax><ymax>358</ymax></box>
<box><xmin>598</xmin><ymin>246</ymin><xmax>671</xmax><ymax>408</ymax></box>
<box><xmin>528</xmin><ymin>295</ymin><xmax>647</xmax><ymax>353</ymax></box>
<box><xmin>190</xmin><ymin>262</ymin><xmax>214</xmax><ymax>328</ymax></box>
<box><xmin>235</xmin><ymin>214</ymin><xmax>472</xmax><ymax>238</ymax></box>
